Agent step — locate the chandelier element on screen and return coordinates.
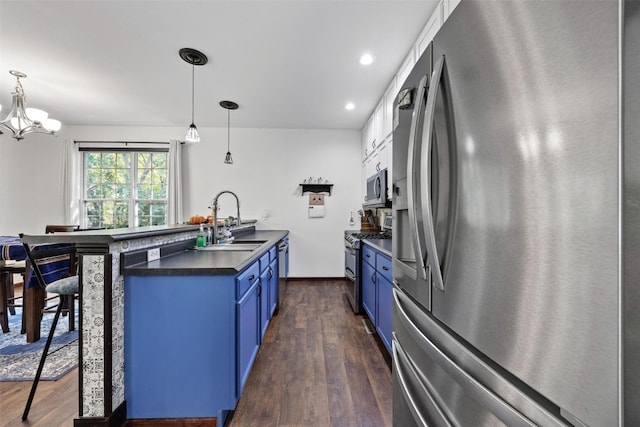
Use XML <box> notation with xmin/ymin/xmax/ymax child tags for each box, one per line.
<box><xmin>0</xmin><ymin>70</ymin><xmax>61</xmax><ymax>141</ymax></box>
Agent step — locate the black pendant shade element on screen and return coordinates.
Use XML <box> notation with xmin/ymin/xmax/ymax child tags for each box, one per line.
<box><xmin>221</xmin><ymin>100</ymin><xmax>238</xmax><ymax>164</ymax></box>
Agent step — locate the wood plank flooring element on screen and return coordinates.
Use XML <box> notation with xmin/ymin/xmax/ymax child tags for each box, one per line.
<box><xmin>0</xmin><ymin>279</ymin><xmax>391</xmax><ymax>427</ymax></box>
<box><xmin>228</xmin><ymin>279</ymin><xmax>392</xmax><ymax>427</ymax></box>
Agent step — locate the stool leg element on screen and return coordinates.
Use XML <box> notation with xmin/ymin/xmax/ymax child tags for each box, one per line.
<box><xmin>67</xmin><ymin>295</ymin><xmax>75</xmax><ymax>332</ymax></box>
<box><xmin>6</xmin><ymin>273</ymin><xmax>15</xmax><ymax>315</ymax></box>
<box><xmin>22</xmin><ymin>301</ymin><xmax>63</xmax><ymax>420</ymax></box>
<box><xmin>0</xmin><ymin>272</ymin><xmax>9</xmax><ymax>333</ymax></box>
<box><xmin>20</xmin><ymin>272</ymin><xmax>26</xmax><ymax>334</ymax></box>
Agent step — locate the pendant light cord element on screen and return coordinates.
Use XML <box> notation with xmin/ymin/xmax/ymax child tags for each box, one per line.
<box><xmin>191</xmin><ymin>62</ymin><xmax>195</xmax><ymax>123</ymax></box>
<box><xmin>227</xmin><ymin>109</ymin><xmax>231</xmax><ymax>151</ymax></box>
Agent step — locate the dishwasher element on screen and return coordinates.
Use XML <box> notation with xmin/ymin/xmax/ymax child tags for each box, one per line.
<box><xmin>277</xmin><ymin>237</ymin><xmax>289</xmax><ymax>313</ymax></box>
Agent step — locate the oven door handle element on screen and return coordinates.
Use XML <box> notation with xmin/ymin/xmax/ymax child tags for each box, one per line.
<box><xmin>345</xmin><ymin>267</ymin><xmax>356</xmax><ymax>281</ymax></box>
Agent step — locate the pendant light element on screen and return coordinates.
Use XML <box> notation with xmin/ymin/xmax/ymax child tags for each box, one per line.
<box><xmin>179</xmin><ymin>48</ymin><xmax>208</xmax><ymax>143</ymax></box>
<box><xmin>220</xmin><ymin>100</ymin><xmax>238</xmax><ymax>164</ymax></box>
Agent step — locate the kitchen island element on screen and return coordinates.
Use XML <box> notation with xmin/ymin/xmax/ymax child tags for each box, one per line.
<box><xmin>21</xmin><ymin>225</ymin><xmax>288</xmax><ymax>427</ymax></box>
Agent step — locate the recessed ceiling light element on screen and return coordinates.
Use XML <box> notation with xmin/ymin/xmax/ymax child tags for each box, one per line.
<box><xmin>345</xmin><ymin>102</ymin><xmax>355</xmax><ymax>111</ymax></box>
<box><xmin>360</xmin><ymin>53</ymin><xmax>374</xmax><ymax>65</ymax></box>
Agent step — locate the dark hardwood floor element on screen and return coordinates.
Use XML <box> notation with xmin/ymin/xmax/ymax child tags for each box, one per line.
<box><xmin>0</xmin><ymin>279</ymin><xmax>391</xmax><ymax>427</ymax></box>
<box><xmin>229</xmin><ymin>279</ymin><xmax>392</xmax><ymax>427</ymax></box>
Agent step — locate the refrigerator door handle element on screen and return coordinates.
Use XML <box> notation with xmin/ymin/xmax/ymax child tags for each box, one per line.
<box><xmin>393</xmin><ymin>288</ymin><xmax>538</xmax><ymax>427</ymax></box>
<box><xmin>407</xmin><ymin>73</ymin><xmax>430</xmax><ymax>280</ymax></box>
<box><xmin>392</xmin><ymin>335</ymin><xmax>454</xmax><ymax>427</ymax></box>
<box><xmin>421</xmin><ymin>55</ymin><xmax>457</xmax><ymax>292</ymax></box>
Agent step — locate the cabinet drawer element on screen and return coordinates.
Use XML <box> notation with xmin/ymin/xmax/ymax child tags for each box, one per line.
<box><xmin>377</xmin><ymin>253</ymin><xmax>392</xmax><ymax>282</ymax></box>
<box><xmin>237</xmin><ymin>261</ymin><xmax>260</xmax><ymax>298</ymax></box>
<box><xmin>268</xmin><ymin>246</ymin><xmax>277</xmax><ymax>262</ymax></box>
<box><xmin>259</xmin><ymin>252</ymin><xmax>270</xmax><ymax>272</ymax></box>
<box><xmin>362</xmin><ymin>245</ymin><xmax>376</xmax><ymax>267</ymax></box>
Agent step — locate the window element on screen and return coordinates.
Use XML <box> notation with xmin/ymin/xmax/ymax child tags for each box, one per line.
<box><xmin>83</xmin><ymin>150</ymin><xmax>168</xmax><ymax>229</ymax></box>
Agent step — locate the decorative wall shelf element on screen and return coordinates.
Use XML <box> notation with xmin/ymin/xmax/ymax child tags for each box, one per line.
<box><xmin>300</xmin><ymin>183</ymin><xmax>333</xmax><ymax>195</ymax></box>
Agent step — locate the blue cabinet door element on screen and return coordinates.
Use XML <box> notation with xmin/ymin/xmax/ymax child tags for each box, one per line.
<box><xmin>268</xmin><ymin>260</ymin><xmax>278</xmax><ymax>317</ymax></box>
<box><xmin>237</xmin><ymin>280</ymin><xmax>260</xmax><ymax>396</ymax></box>
<box><xmin>125</xmin><ymin>275</ymin><xmax>236</xmax><ymax>418</ymax></box>
<box><xmin>362</xmin><ymin>260</ymin><xmax>376</xmax><ymax>323</ymax></box>
<box><xmin>259</xmin><ymin>269</ymin><xmax>270</xmax><ymax>340</ymax></box>
<box><xmin>376</xmin><ymin>274</ymin><xmax>393</xmax><ymax>353</ymax></box>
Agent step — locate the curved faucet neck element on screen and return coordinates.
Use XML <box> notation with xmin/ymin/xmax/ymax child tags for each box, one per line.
<box><xmin>212</xmin><ymin>190</ymin><xmax>241</xmax><ymax>243</ymax></box>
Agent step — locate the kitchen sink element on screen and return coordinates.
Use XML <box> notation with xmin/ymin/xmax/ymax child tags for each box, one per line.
<box><xmin>195</xmin><ymin>239</ymin><xmax>268</xmax><ymax>252</ymax></box>
<box><xmin>197</xmin><ymin>243</ymin><xmax>262</xmax><ymax>251</ymax></box>
<box><xmin>229</xmin><ymin>239</ymin><xmax>267</xmax><ymax>245</ymax></box>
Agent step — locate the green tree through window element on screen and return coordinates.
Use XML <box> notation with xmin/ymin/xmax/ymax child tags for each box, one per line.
<box><xmin>83</xmin><ymin>151</ymin><xmax>168</xmax><ymax>229</ymax></box>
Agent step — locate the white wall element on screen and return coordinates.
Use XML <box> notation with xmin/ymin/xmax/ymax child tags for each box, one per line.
<box><xmin>0</xmin><ymin>125</ymin><xmax>362</xmax><ymax>277</ymax></box>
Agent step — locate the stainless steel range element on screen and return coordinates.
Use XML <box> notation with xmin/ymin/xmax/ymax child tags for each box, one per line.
<box><xmin>344</xmin><ymin>216</ymin><xmax>392</xmax><ymax>314</ymax></box>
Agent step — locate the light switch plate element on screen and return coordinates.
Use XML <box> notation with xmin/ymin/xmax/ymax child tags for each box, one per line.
<box><xmin>147</xmin><ymin>248</ymin><xmax>160</xmax><ymax>262</ymax></box>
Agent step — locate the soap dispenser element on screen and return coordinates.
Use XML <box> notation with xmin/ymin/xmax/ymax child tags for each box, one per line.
<box><xmin>197</xmin><ymin>224</ymin><xmax>206</xmax><ymax>247</ymax></box>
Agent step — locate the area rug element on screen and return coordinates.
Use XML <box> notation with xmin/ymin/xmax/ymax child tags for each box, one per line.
<box><xmin>0</xmin><ymin>308</ymin><xmax>78</xmax><ymax>382</ymax></box>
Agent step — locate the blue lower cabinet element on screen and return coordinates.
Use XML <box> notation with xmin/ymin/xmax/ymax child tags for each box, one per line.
<box><xmin>362</xmin><ymin>260</ymin><xmax>376</xmax><ymax>323</ymax></box>
<box><xmin>237</xmin><ymin>280</ymin><xmax>260</xmax><ymax>395</ymax></box>
<box><xmin>125</xmin><ymin>275</ymin><xmax>237</xmax><ymax>419</ymax></box>
<box><xmin>124</xmin><ymin>246</ymin><xmax>281</xmax><ymax>423</ymax></box>
<box><xmin>259</xmin><ymin>270</ymin><xmax>270</xmax><ymax>340</ymax></box>
<box><xmin>268</xmin><ymin>260</ymin><xmax>278</xmax><ymax>317</ymax></box>
<box><xmin>377</xmin><ymin>274</ymin><xmax>393</xmax><ymax>353</ymax></box>
<box><xmin>362</xmin><ymin>244</ymin><xmax>393</xmax><ymax>355</ymax></box>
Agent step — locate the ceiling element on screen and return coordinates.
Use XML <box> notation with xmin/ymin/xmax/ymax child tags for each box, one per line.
<box><xmin>0</xmin><ymin>0</ymin><xmax>438</xmax><ymax>132</ymax></box>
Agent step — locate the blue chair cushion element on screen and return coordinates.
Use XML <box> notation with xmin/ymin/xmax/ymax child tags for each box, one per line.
<box><xmin>45</xmin><ymin>275</ymin><xmax>78</xmax><ymax>295</ymax></box>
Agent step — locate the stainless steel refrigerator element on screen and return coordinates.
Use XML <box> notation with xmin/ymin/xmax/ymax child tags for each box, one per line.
<box><xmin>391</xmin><ymin>1</ymin><xmax>640</xmax><ymax>426</ymax></box>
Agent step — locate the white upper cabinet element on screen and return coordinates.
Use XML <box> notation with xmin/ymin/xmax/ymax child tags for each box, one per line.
<box><xmin>443</xmin><ymin>0</ymin><xmax>462</xmax><ymax>20</ymax></box>
<box><xmin>415</xmin><ymin>3</ymin><xmax>443</xmax><ymax>59</ymax></box>
<box><xmin>374</xmin><ymin>101</ymin><xmax>385</xmax><ymax>144</ymax></box>
<box><xmin>362</xmin><ymin>114</ymin><xmax>375</xmax><ymax>161</ymax></box>
<box><xmin>396</xmin><ymin>51</ymin><xmax>416</xmax><ymax>92</ymax></box>
<box><xmin>382</xmin><ymin>76</ymin><xmax>397</xmax><ymax>139</ymax></box>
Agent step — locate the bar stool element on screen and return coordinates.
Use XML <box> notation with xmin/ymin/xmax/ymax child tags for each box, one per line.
<box><xmin>19</xmin><ymin>239</ymin><xmax>78</xmax><ymax>421</ymax></box>
<box><xmin>0</xmin><ymin>260</ymin><xmax>26</xmax><ymax>333</ymax></box>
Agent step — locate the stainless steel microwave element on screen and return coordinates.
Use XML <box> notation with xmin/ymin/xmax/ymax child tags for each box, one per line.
<box><xmin>364</xmin><ymin>168</ymin><xmax>390</xmax><ymax>208</ymax></box>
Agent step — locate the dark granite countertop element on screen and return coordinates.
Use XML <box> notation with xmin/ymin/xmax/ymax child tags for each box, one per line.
<box><xmin>21</xmin><ymin>224</ymin><xmax>201</xmax><ymax>245</ymax></box>
<box><xmin>123</xmin><ymin>230</ymin><xmax>289</xmax><ymax>276</ymax></box>
<box><xmin>362</xmin><ymin>238</ymin><xmax>392</xmax><ymax>258</ymax></box>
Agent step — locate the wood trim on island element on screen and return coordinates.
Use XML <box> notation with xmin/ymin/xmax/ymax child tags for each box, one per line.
<box><xmin>124</xmin><ymin>418</ymin><xmax>217</xmax><ymax>427</ymax></box>
<box><xmin>74</xmin><ymin>401</ymin><xmax>126</xmax><ymax>427</ymax></box>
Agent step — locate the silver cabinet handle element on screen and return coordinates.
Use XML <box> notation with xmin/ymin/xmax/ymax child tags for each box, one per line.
<box><xmin>392</xmin><ymin>335</ymin><xmax>453</xmax><ymax>427</ymax></box>
<box><xmin>393</xmin><ymin>289</ymin><xmax>538</xmax><ymax>427</ymax></box>
<box><xmin>407</xmin><ymin>74</ymin><xmax>430</xmax><ymax>280</ymax></box>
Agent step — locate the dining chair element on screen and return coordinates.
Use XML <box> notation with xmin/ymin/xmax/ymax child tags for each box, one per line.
<box><xmin>0</xmin><ymin>260</ymin><xmax>26</xmax><ymax>333</ymax></box>
<box><xmin>19</xmin><ymin>236</ymin><xmax>78</xmax><ymax>420</ymax></box>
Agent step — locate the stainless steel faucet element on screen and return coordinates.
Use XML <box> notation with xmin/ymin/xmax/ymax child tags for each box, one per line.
<box><xmin>211</xmin><ymin>190</ymin><xmax>241</xmax><ymax>243</ymax></box>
